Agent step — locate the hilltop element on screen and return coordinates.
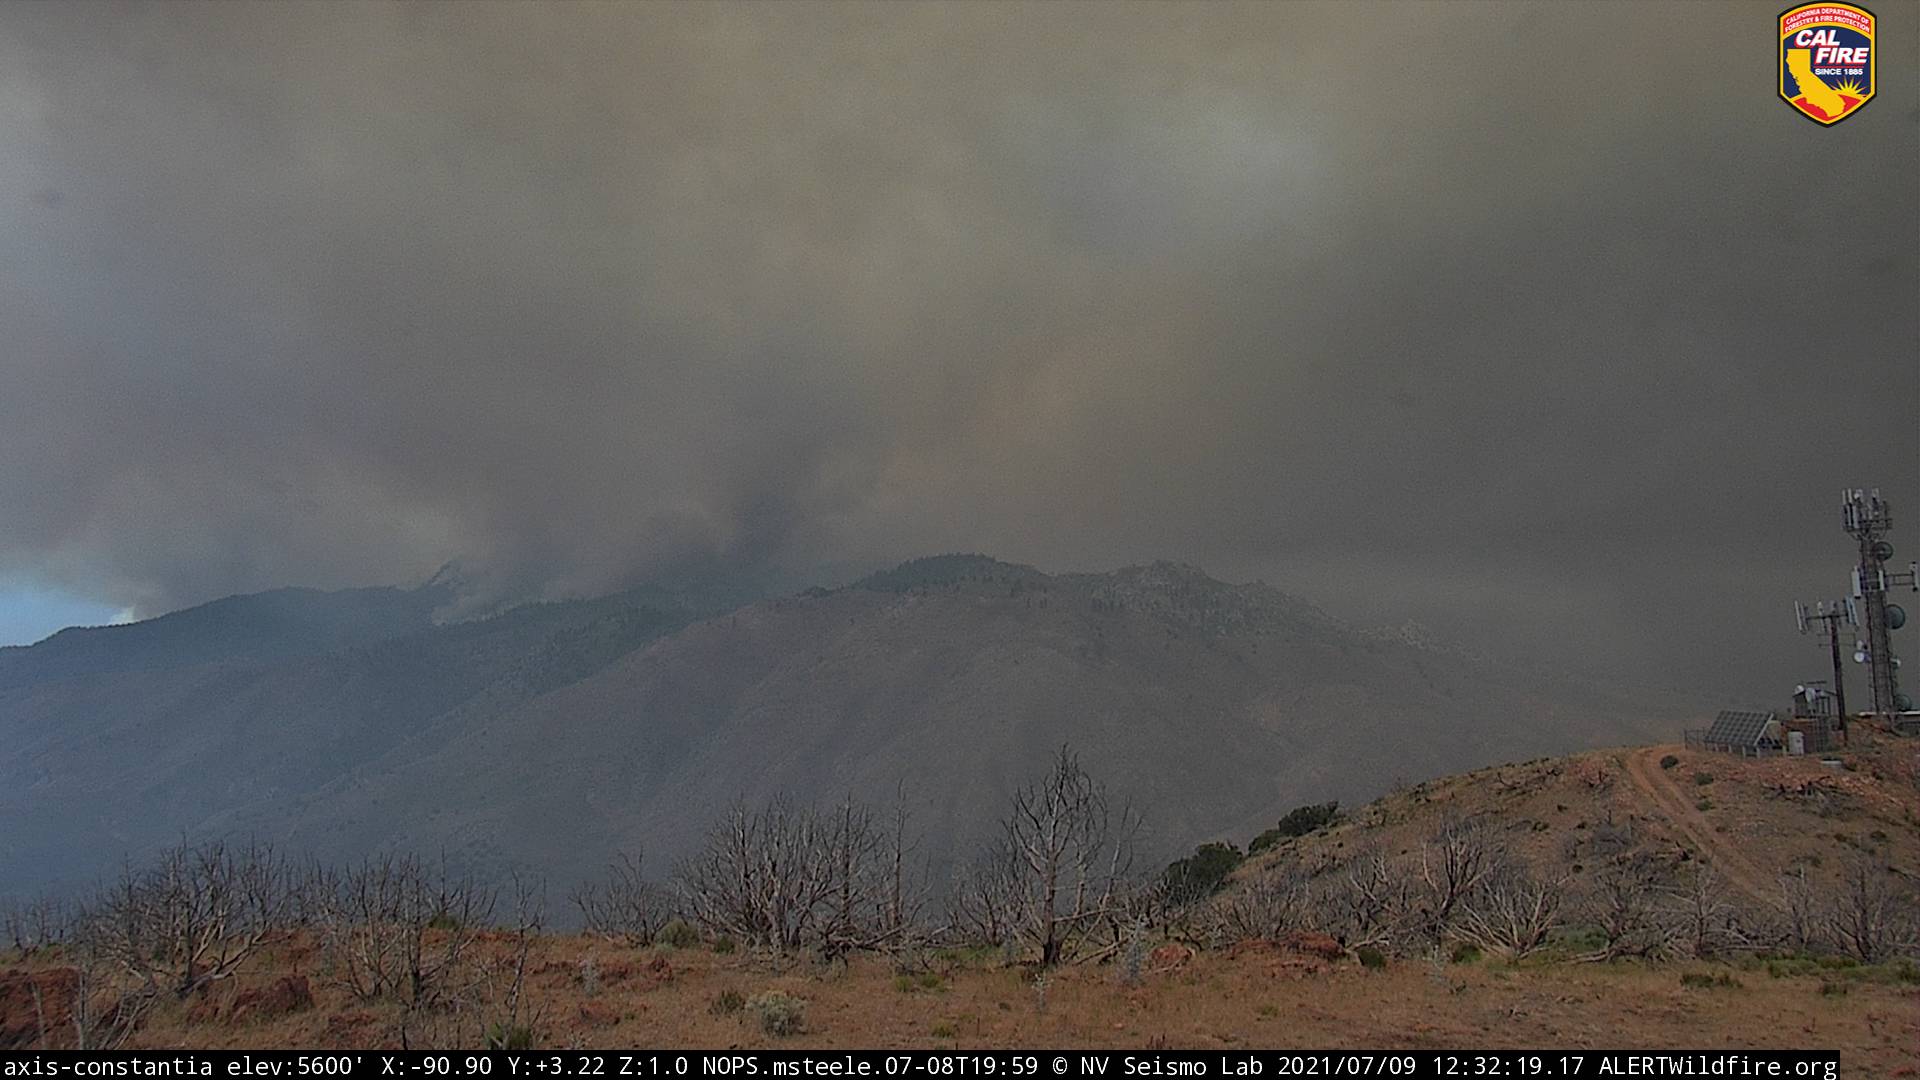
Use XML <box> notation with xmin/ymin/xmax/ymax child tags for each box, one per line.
<box><xmin>1236</xmin><ymin>727</ymin><xmax>1920</xmax><ymax>902</ymax></box>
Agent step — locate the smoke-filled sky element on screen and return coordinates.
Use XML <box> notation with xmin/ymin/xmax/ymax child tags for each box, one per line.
<box><xmin>0</xmin><ymin>1</ymin><xmax>1914</xmax><ymax>696</ymax></box>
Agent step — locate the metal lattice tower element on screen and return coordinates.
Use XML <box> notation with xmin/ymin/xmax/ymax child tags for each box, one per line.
<box><xmin>1841</xmin><ymin>489</ymin><xmax>1918</xmax><ymax>715</ymax></box>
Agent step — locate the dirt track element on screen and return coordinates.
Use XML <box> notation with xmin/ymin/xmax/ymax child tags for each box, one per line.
<box><xmin>1620</xmin><ymin>746</ymin><xmax>1773</xmax><ymax>904</ymax></box>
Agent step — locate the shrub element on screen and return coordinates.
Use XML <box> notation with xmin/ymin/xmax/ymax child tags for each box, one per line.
<box><xmin>1679</xmin><ymin>972</ymin><xmax>1740</xmax><ymax>990</ymax></box>
<box><xmin>1356</xmin><ymin>946</ymin><xmax>1387</xmax><ymax>970</ymax></box>
<box><xmin>1163</xmin><ymin>842</ymin><xmax>1245</xmax><ymax>905</ymax></box>
<box><xmin>1250</xmin><ymin>803</ymin><xmax>1341</xmax><ymax>854</ymax></box>
<box><xmin>711</xmin><ymin>935</ymin><xmax>737</xmax><ymax>955</ymax></box>
<box><xmin>657</xmin><ymin>918</ymin><xmax>700</xmax><ymax>949</ymax></box>
<box><xmin>1693</xmin><ymin>772</ymin><xmax>1714</xmax><ymax>786</ymax></box>
<box><xmin>1765</xmin><ymin>957</ymin><xmax>1820</xmax><ymax>979</ymax></box>
<box><xmin>896</xmin><ymin>971</ymin><xmax>944</xmax><ymax>992</ymax></box>
<box><xmin>1450</xmin><ymin>943</ymin><xmax>1481</xmax><ymax>964</ymax></box>
<box><xmin>930</xmin><ymin>1022</ymin><xmax>957</xmax><ymax>1038</ymax></box>
<box><xmin>746</xmin><ymin>991</ymin><xmax>806</xmax><ymax>1036</ymax></box>
<box><xmin>1819</xmin><ymin>980</ymin><xmax>1849</xmax><ymax>997</ymax></box>
<box><xmin>486</xmin><ymin>1022</ymin><xmax>536</xmax><ymax>1050</ymax></box>
<box><xmin>1659</xmin><ymin>755</ymin><xmax>1680</xmax><ymax>770</ymax></box>
<box><xmin>1695</xmin><ymin>798</ymin><xmax>1712</xmax><ymax>812</ymax></box>
<box><xmin>709</xmin><ymin>989</ymin><xmax>745</xmax><ymax>1016</ymax></box>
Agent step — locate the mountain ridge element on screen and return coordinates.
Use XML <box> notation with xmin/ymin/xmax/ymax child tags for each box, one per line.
<box><xmin>1</xmin><ymin>556</ymin><xmax>1698</xmax><ymax>901</ymax></box>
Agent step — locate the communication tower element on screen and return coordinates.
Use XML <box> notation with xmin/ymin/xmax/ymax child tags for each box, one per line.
<box><xmin>1793</xmin><ymin>597</ymin><xmax>1854</xmax><ymax>733</ymax></box>
<box><xmin>1840</xmin><ymin>488</ymin><xmax>1918</xmax><ymax>715</ymax></box>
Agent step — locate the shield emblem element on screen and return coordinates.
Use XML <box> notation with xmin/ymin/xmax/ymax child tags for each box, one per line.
<box><xmin>1780</xmin><ymin>3</ymin><xmax>1875</xmax><ymax>125</ymax></box>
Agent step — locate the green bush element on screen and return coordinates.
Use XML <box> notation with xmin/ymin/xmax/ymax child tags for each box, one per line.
<box><xmin>657</xmin><ymin>918</ymin><xmax>700</xmax><ymax>949</ymax></box>
<box><xmin>1765</xmin><ymin>957</ymin><xmax>1820</xmax><ymax>979</ymax></box>
<box><xmin>1161</xmin><ymin>842</ymin><xmax>1245</xmax><ymax>904</ymax></box>
<box><xmin>1696</xmin><ymin>798</ymin><xmax>1712</xmax><ymax>812</ymax></box>
<box><xmin>1693</xmin><ymin>772</ymin><xmax>1714</xmax><ymax>786</ymax></box>
<box><xmin>746</xmin><ymin>991</ymin><xmax>806</xmax><ymax>1036</ymax></box>
<box><xmin>486</xmin><ymin>1023</ymin><xmax>536</xmax><ymax>1050</ymax></box>
<box><xmin>1250</xmin><ymin>802</ymin><xmax>1341</xmax><ymax>854</ymax></box>
<box><xmin>1659</xmin><ymin>755</ymin><xmax>1680</xmax><ymax>770</ymax></box>
<box><xmin>1819</xmin><ymin>980</ymin><xmax>1849</xmax><ymax>997</ymax></box>
<box><xmin>930</xmin><ymin>1022</ymin><xmax>957</xmax><ymax>1038</ymax></box>
<box><xmin>1450</xmin><ymin>943</ymin><xmax>1481</xmax><ymax>964</ymax></box>
<box><xmin>1680</xmin><ymin>972</ymin><xmax>1740</xmax><ymax>990</ymax></box>
<box><xmin>1356</xmin><ymin>946</ymin><xmax>1387</xmax><ymax>970</ymax></box>
<box><xmin>711</xmin><ymin>935</ymin><xmax>737</xmax><ymax>955</ymax></box>
<box><xmin>709</xmin><ymin>989</ymin><xmax>746</xmax><ymax>1016</ymax></box>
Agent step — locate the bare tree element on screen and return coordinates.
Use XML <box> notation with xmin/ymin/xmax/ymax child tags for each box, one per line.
<box><xmin>1414</xmin><ymin>817</ymin><xmax>1500</xmax><ymax>941</ymax></box>
<box><xmin>1456</xmin><ymin>866</ymin><xmax>1566</xmax><ymax>959</ymax></box>
<box><xmin>1318</xmin><ymin>847</ymin><xmax>1410</xmax><ymax>952</ymax></box>
<box><xmin>74</xmin><ymin>839</ymin><xmax>294</xmax><ymax>999</ymax></box>
<box><xmin>1196</xmin><ymin>864</ymin><xmax>1313</xmax><ymax>946</ymax></box>
<box><xmin>1831</xmin><ymin>856</ymin><xmax>1914</xmax><ymax>963</ymax></box>
<box><xmin>468</xmin><ymin>876</ymin><xmax>549</xmax><ymax>1052</ymax></box>
<box><xmin>1662</xmin><ymin>863</ymin><xmax>1747</xmax><ymax>958</ymax></box>
<box><xmin>948</xmin><ymin>839</ymin><xmax>1023</xmax><ymax>949</ymax></box>
<box><xmin>677</xmin><ymin>792</ymin><xmax>922</xmax><ymax>957</ymax></box>
<box><xmin>321</xmin><ymin>853</ymin><xmax>495</xmax><ymax>1004</ymax></box>
<box><xmin>3</xmin><ymin>895</ymin><xmax>69</xmax><ymax>957</ymax></box>
<box><xmin>572</xmin><ymin>852</ymin><xmax>672</xmax><ymax>946</ymax></box>
<box><xmin>1773</xmin><ymin>868</ymin><xmax>1820</xmax><ymax>954</ymax></box>
<box><xmin>815</xmin><ymin>795</ymin><xmax>920</xmax><ymax>959</ymax></box>
<box><xmin>1576</xmin><ymin>859</ymin><xmax>1674</xmax><ymax>962</ymax></box>
<box><xmin>60</xmin><ymin>936</ymin><xmax>154</xmax><ymax>1051</ymax></box>
<box><xmin>999</xmin><ymin>746</ymin><xmax>1141</xmax><ymax>966</ymax></box>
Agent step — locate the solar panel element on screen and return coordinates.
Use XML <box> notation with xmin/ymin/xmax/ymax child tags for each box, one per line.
<box><xmin>1705</xmin><ymin>709</ymin><xmax>1775</xmax><ymax>748</ymax></box>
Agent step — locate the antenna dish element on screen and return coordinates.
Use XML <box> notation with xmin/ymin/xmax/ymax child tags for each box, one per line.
<box><xmin>1890</xmin><ymin>604</ymin><xmax>1909</xmax><ymax>631</ymax></box>
<box><xmin>1872</xmin><ymin>540</ymin><xmax>1895</xmax><ymax>562</ymax></box>
<box><xmin>1897</xmin><ymin>692</ymin><xmax>1915</xmax><ymax>712</ymax></box>
<box><xmin>1854</xmin><ymin>651</ymin><xmax>1868</xmax><ymax>663</ymax></box>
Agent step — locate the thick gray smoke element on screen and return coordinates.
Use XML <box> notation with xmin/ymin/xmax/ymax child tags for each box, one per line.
<box><xmin>0</xmin><ymin>2</ymin><xmax>1913</xmax><ymax>693</ymax></box>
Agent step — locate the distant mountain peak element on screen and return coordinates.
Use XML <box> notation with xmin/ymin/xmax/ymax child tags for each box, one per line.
<box><xmin>853</xmin><ymin>553</ymin><xmax>1047</xmax><ymax>592</ymax></box>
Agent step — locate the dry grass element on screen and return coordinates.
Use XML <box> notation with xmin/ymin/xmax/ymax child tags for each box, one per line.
<box><xmin>7</xmin><ymin>935</ymin><xmax>1918</xmax><ymax>1073</ymax></box>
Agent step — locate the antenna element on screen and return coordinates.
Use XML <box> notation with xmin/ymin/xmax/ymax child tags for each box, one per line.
<box><xmin>1840</xmin><ymin>488</ymin><xmax>1919</xmax><ymax>716</ymax></box>
<box><xmin>1795</xmin><ymin>595</ymin><xmax>1852</xmax><ymax>731</ymax></box>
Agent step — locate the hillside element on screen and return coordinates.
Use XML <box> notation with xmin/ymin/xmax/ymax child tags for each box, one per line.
<box><xmin>1230</xmin><ymin>726</ymin><xmax>1920</xmax><ymax>909</ymax></box>
<box><xmin>4</xmin><ymin>734</ymin><xmax>1916</xmax><ymax>1061</ymax></box>
<box><xmin>2</xmin><ymin>556</ymin><xmax>1694</xmax><ymax>900</ymax></box>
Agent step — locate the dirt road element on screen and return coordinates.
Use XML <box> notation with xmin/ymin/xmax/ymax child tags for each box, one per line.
<box><xmin>1620</xmin><ymin>745</ymin><xmax>1774</xmax><ymax>905</ymax></box>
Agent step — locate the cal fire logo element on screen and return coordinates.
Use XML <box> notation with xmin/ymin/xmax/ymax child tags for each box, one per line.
<box><xmin>1779</xmin><ymin>3</ymin><xmax>1875</xmax><ymax>125</ymax></box>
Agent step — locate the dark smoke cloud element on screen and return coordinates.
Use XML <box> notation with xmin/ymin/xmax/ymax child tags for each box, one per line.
<box><xmin>1</xmin><ymin>2</ymin><xmax>1913</xmax><ymax>694</ymax></box>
